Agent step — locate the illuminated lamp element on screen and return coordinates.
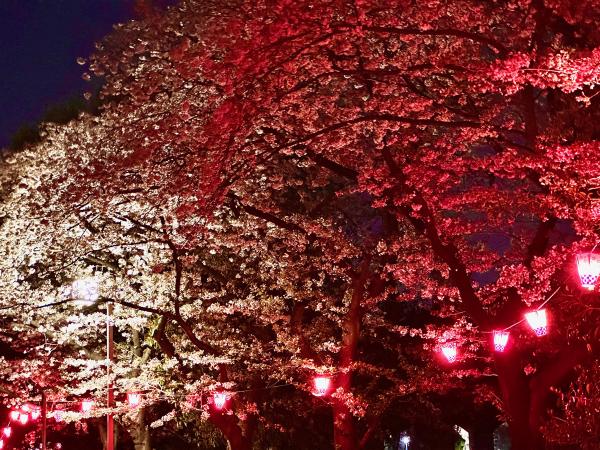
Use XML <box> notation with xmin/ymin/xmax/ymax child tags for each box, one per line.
<box><xmin>2</xmin><ymin>427</ymin><xmax>11</xmax><ymax>438</ymax></box>
<box><xmin>18</xmin><ymin>413</ymin><xmax>28</xmax><ymax>425</ymax></box>
<box><xmin>576</xmin><ymin>253</ymin><xmax>600</xmax><ymax>290</ymax></box>
<box><xmin>127</xmin><ymin>392</ymin><xmax>142</xmax><ymax>408</ymax></box>
<box><xmin>525</xmin><ymin>309</ymin><xmax>547</xmax><ymax>336</ymax></box>
<box><xmin>493</xmin><ymin>330</ymin><xmax>510</xmax><ymax>352</ymax></box>
<box><xmin>9</xmin><ymin>411</ymin><xmax>19</xmax><ymax>421</ymax></box>
<box><xmin>213</xmin><ymin>392</ymin><xmax>228</xmax><ymax>410</ymax></box>
<box><xmin>441</xmin><ymin>343</ymin><xmax>457</xmax><ymax>363</ymax></box>
<box><xmin>313</xmin><ymin>376</ymin><xmax>331</xmax><ymax>397</ymax></box>
<box><xmin>81</xmin><ymin>400</ymin><xmax>95</xmax><ymax>413</ymax></box>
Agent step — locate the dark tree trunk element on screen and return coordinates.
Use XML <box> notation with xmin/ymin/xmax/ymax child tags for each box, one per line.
<box><xmin>496</xmin><ymin>353</ymin><xmax>544</xmax><ymax>450</ymax></box>
<box><xmin>333</xmin><ymin>258</ymin><xmax>370</xmax><ymax>450</ymax></box>
<box><xmin>333</xmin><ymin>371</ymin><xmax>358</xmax><ymax>450</ymax></box>
<box><xmin>210</xmin><ymin>413</ymin><xmax>254</xmax><ymax>450</ymax></box>
<box><xmin>131</xmin><ymin>408</ymin><xmax>151</xmax><ymax>450</ymax></box>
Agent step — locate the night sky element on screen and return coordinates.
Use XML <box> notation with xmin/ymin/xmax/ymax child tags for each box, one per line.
<box><xmin>0</xmin><ymin>0</ymin><xmax>135</xmax><ymax>149</ymax></box>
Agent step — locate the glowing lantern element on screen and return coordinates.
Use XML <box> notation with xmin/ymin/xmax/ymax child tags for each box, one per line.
<box><xmin>31</xmin><ymin>409</ymin><xmax>41</xmax><ymax>420</ymax></box>
<box><xmin>576</xmin><ymin>253</ymin><xmax>600</xmax><ymax>290</ymax></box>
<box><xmin>0</xmin><ymin>439</ymin><xmax>4</xmax><ymax>449</ymax></box>
<box><xmin>213</xmin><ymin>392</ymin><xmax>228</xmax><ymax>410</ymax></box>
<box><xmin>18</xmin><ymin>413</ymin><xmax>28</xmax><ymax>425</ymax></box>
<box><xmin>9</xmin><ymin>411</ymin><xmax>19</xmax><ymax>421</ymax></box>
<box><xmin>493</xmin><ymin>330</ymin><xmax>510</xmax><ymax>352</ymax></box>
<box><xmin>81</xmin><ymin>400</ymin><xmax>95</xmax><ymax>413</ymax></box>
<box><xmin>313</xmin><ymin>376</ymin><xmax>331</xmax><ymax>397</ymax></box>
<box><xmin>441</xmin><ymin>343</ymin><xmax>457</xmax><ymax>363</ymax></box>
<box><xmin>525</xmin><ymin>309</ymin><xmax>547</xmax><ymax>336</ymax></box>
<box><xmin>127</xmin><ymin>392</ymin><xmax>142</xmax><ymax>408</ymax></box>
<box><xmin>2</xmin><ymin>427</ymin><xmax>11</xmax><ymax>438</ymax></box>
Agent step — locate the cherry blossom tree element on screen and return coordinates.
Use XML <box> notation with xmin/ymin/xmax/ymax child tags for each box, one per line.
<box><xmin>2</xmin><ymin>125</ymin><xmax>454</xmax><ymax>450</ymax></box>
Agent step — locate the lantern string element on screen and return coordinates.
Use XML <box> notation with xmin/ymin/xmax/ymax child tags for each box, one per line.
<box><xmin>480</xmin><ymin>285</ymin><xmax>562</xmax><ymax>333</ymax></box>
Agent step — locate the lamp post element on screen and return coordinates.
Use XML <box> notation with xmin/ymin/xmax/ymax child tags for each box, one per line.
<box><xmin>106</xmin><ymin>301</ymin><xmax>114</xmax><ymax>450</ymax></box>
<box><xmin>400</xmin><ymin>435</ymin><xmax>410</xmax><ymax>450</ymax></box>
<box><xmin>72</xmin><ymin>279</ymin><xmax>114</xmax><ymax>450</ymax></box>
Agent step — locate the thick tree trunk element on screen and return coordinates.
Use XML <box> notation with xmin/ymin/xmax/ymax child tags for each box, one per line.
<box><xmin>334</xmin><ymin>258</ymin><xmax>370</xmax><ymax>450</ymax></box>
<box><xmin>210</xmin><ymin>413</ymin><xmax>254</xmax><ymax>450</ymax></box>
<box><xmin>333</xmin><ymin>372</ymin><xmax>358</xmax><ymax>450</ymax></box>
<box><xmin>131</xmin><ymin>408</ymin><xmax>151</xmax><ymax>450</ymax></box>
<box><xmin>495</xmin><ymin>354</ymin><xmax>544</xmax><ymax>450</ymax></box>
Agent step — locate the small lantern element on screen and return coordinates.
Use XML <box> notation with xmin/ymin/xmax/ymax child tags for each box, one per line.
<box><xmin>0</xmin><ymin>439</ymin><xmax>4</xmax><ymax>449</ymax></box>
<box><xmin>9</xmin><ymin>411</ymin><xmax>19</xmax><ymax>421</ymax></box>
<box><xmin>493</xmin><ymin>330</ymin><xmax>510</xmax><ymax>352</ymax></box>
<box><xmin>576</xmin><ymin>253</ymin><xmax>600</xmax><ymax>290</ymax></box>
<box><xmin>441</xmin><ymin>343</ymin><xmax>457</xmax><ymax>363</ymax></box>
<box><xmin>81</xmin><ymin>400</ymin><xmax>95</xmax><ymax>413</ymax></box>
<box><xmin>213</xmin><ymin>392</ymin><xmax>228</xmax><ymax>410</ymax></box>
<box><xmin>313</xmin><ymin>376</ymin><xmax>331</xmax><ymax>397</ymax></box>
<box><xmin>525</xmin><ymin>309</ymin><xmax>547</xmax><ymax>336</ymax></box>
<box><xmin>31</xmin><ymin>408</ymin><xmax>41</xmax><ymax>420</ymax></box>
<box><xmin>18</xmin><ymin>413</ymin><xmax>28</xmax><ymax>425</ymax></box>
<box><xmin>127</xmin><ymin>392</ymin><xmax>142</xmax><ymax>408</ymax></box>
<box><xmin>2</xmin><ymin>427</ymin><xmax>11</xmax><ymax>438</ymax></box>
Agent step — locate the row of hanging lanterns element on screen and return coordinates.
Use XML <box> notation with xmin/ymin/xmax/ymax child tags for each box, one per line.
<box><xmin>1</xmin><ymin>405</ymin><xmax>41</xmax><ymax>449</ymax></box>
<box><xmin>211</xmin><ymin>376</ymin><xmax>333</xmax><ymax>412</ymax></box>
<box><xmin>441</xmin><ymin>252</ymin><xmax>600</xmax><ymax>363</ymax></box>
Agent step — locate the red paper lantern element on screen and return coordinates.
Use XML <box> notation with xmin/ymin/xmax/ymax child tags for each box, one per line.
<box><xmin>576</xmin><ymin>253</ymin><xmax>600</xmax><ymax>290</ymax></box>
<box><xmin>81</xmin><ymin>400</ymin><xmax>94</xmax><ymax>413</ymax></box>
<box><xmin>9</xmin><ymin>411</ymin><xmax>19</xmax><ymax>421</ymax></box>
<box><xmin>493</xmin><ymin>330</ymin><xmax>510</xmax><ymax>352</ymax></box>
<box><xmin>0</xmin><ymin>438</ymin><xmax>4</xmax><ymax>449</ymax></box>
<box><xmin>127</xmin><ymin>392</ymin><xmax>142</xmax><ymax>408</ymax></box>
<box><xmin>2</xmin><ymin>427</ymin><xmax>11</xmax><ymax>438</ymax></box>
<box><xmin>31</xmin><ymin>409</ymin><xmax>41</xmax><ymax>420</ymax></box>
<box><xmin>313</xmin><ymin>376</ymin><xmax>331</xmax><ymax>397</ymax></box>
<box><xmin>18</xmin><ymin>413</ymin><xmax>28</xmax><ymax>425</ymax></box>
<box><xmin>213</xmin><ymin>392</ymin><xmax>228</xmax><ymax>410</ymax></box>
<box><xmin>441</xmin><ymin>343</ymin><xmax>457</xmax><ymax>363</ymax></box>
<box><xmin>525</xmin><ymin>309</ymin><xmax>547</xmax><ymax>336</ymax></box>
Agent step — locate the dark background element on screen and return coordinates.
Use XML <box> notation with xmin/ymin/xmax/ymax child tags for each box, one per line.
<box><xmin>0</xmin><ymin>0</ymin><xmax>135</xmax><ymax>149</ymax></box>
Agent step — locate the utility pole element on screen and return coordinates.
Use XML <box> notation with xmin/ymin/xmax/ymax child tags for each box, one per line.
<box><xmin>41</xmin><ymin>391</ymin><xmax>47</xmax><ymax>450</ymax></box>
<box><xmin>107</xmin><ymin>301</ymin><xmax>115</xmax><ymax>450</ymax></box>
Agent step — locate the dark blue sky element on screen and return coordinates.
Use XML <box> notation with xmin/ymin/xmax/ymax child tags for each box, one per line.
<box><xmin>0</xmin><ymin>0</ymin><xmax>136</xmax><ymax>148</ymax></box>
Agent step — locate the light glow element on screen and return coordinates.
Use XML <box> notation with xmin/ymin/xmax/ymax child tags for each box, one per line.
<box><xmin>525</xmin><ymin>309</ymin><xmax>548</xmax><ymax>336</ymax></box>
<box><xmin>213</xmin><ymin>392</ymin><xmax>228</xmax><ymax>410</ymax></box>
<box><xmin>313</xmin><ymin>376</ymin><xmax>331</xmax><ymax>397</ymax></box>
<box><xmin>31</xmin><ymin>409</ymin><xmax>41</xmax><ymax>420</ymax></box>
<box><xmin>2</xmin><ymin>427</ymin><xmax>11</xmax><ymax>438</ymax></box>
<box><xmin>18</xmin><ymin>413</ymin><xmax>28</xmax><ymax>425</ymax></box>
<box><xmin>576</xmin><ymin>253</ymin><xmax>600</xmax><ymax>290</ymax></box>
<box><xmin>127</xmin><ymin>392</ymin><xmax>142</xmax><ymax>408</ymax></box>
<box><xmin>81</xmin><ymin>400</ymin><xmax>95</xmax><ymax>413</ymax></box>
<box><xmin>71</xmin><ymin>278</ymin><xmax>99</xmax><ymax>305</ymax></box>
<box><xmin>493</xmin><ymin>330</ymin><xmax>510</xmax><ymax>352</ymax></box>
<box><xmin>441</xmin><ymin>343</ymin><xmax>457</xmax><ymax>363</ymax></box>
<box><xmin>401</xmin><ymin>435</ymin><xmax>411</xmax><ymax>444</ymax></box>
<box><xmin>0</xmin><ymin>439</ymin><xmax>4</xmax><ymax>449</ymax></box>
<box><xmin>9</xmin><ymin>411</ymin><xmax>19</xmax><ymax>421</ymax></box>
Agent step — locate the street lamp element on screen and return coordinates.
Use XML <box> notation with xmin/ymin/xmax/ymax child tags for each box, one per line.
<box><xmin>401</xmin><ymin>435</ymin><xmax>410</xmax><ymax>450</ymax></box>
<box><xmin>71</xmin><ymin>278</ymin><xmax>114</xmax><ymax>450</ymax></box>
